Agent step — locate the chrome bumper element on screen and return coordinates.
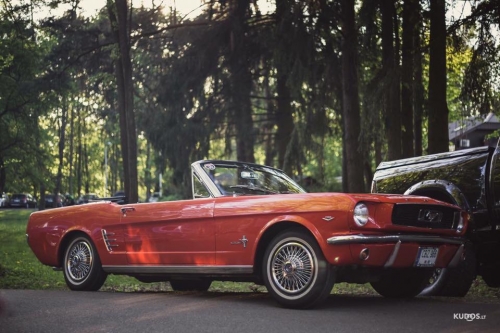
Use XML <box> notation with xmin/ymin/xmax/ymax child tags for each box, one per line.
<box><xmin>327</xmin><ymin>234</ymin><xmax>465</xmax><ymax>245</ymax></box>
<box><xmin>327</xmin><ymin>234</ymin><xmax>465</xmax><ymax>268</ymax></box>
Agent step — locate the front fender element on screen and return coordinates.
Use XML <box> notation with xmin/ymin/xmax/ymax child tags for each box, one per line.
<box><xmin>404</xmin><ymin>179</ymin><xmax>471</xmax><ymax>212</ymax></box>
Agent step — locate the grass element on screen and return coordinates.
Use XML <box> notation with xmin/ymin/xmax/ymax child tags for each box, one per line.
<box><xmin>0</xmin><ymin>209</ymin><xmax>498</xmax><ymax>299</ymax></box>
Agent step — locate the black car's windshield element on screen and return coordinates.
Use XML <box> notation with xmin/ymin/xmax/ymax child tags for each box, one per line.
<box><xmin>200</xmin><ymin>162</ymin><xmax>305</xmax><ymax>196</ymax></box>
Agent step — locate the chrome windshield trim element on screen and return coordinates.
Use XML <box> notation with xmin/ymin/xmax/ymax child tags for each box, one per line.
<box><xmin>191</xmin><ymin>160</ymin><xmax>306</xmax><ymax>198</ymax></box>
<box><xmin>102</xmin><ymin>265</ymin><xmax>253</xmax><ymax>275</ymax></box>
<box><xmin>327</xmin><ymin>234</ymin><xmax>465</xmax><ymax>245</ymax></box>
<box><xmin>191</xmin><ymin>163</ymin><xmax>224</xmax><ymax>198</ymax></box>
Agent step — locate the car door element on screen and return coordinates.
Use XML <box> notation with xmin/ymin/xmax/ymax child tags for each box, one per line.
<box><xmin>214</xmin><ymin>196</ymin><xmax>274</xmax><ymax>266</ymax></box>
<box><xmin>120</xmin><ymin>198</ymin><xmax>216</xmax><ymax>265</ymax></box>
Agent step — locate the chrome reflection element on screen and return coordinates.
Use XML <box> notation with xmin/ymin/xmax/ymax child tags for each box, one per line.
<box><xmin>67</xmin><ymin>241</ymin><xmax>93</xmax><ymax>282</ymax></box>
<box><xmin>271</xmin><ymin>242</ymin><xmax>314</xmax><ymax>294</ymax></box>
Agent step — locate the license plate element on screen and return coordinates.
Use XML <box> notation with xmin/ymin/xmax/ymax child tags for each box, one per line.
<box><xmin>414</xmin><ymin>247</ymin><xmax>439</xmax><ymax>267</ymax></box>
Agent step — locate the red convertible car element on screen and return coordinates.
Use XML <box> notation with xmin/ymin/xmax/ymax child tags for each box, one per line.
<box><xmin>27</xmin><ymin>160</ymin><xmax>468</xmax><ymax>308</ymax></box>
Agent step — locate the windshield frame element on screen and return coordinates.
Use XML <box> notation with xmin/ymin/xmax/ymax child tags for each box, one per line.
<box><xmin>191</xmin><ymin>160</ymin><xmax>306</xmax><ymax>198</ymax></box>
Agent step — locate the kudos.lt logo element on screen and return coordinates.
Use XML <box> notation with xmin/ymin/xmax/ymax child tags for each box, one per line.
<box><xmin>453</xmin><ymin>313</ymin><xmax>487</xmax><ymax>321</ymax></box>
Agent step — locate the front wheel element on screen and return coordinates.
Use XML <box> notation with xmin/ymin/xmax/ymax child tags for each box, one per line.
<box><xmin>419</xmin><ymin>243</ymin><xmax>476</xmax><ymax>297</ymax></box>
<box><xmin>371</xmin><ymin>268</ymin><xmax>432</xmax><ymax>298</ymax></box>
<box><xmin>262</xmin><ymin>229</ymin><xmax>335</xmax><ymax>309</ymax></box>
<box><xmin>63</xmin><ymin>235</ymin><xmax>107</xmax><ymax>291</ymax></box>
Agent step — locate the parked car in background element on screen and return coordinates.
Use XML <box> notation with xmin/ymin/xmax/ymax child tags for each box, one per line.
<box><xmin>9</xmin><ymin>193</ymin><xmax>37</xmax><ymax>208</ymax></box>
<box><xmin>26</xmin><ymin>160</ymin><xmax>469</xmax><ymax>309</ymax></box>
<box><xmin>0</xmin><ymin>193</ymin><xmax>9</xmax><ymax>208</ymax></box>
<box><xmin>77</xmin><ymin>193</ymin><xmax>99</xmax><ymax>204</ymax></box>
<box><xmin>45</xmin><ymin>194</ymin><xmax>65</xmax><ymax>208</ymax></box>
<box><xmin>148</xmin><ymin>192</ymin><xmax>160</xmax><ymax>202</ymax></box>
<box><xmin>112</xmin><ymin>191</ymin><xmax>127</xmax><ymax>204</ymax></box>
<box><xmin>64</xmin><ymin>194</ymin><xmax>76</xmax><ymax>206</ymax></box>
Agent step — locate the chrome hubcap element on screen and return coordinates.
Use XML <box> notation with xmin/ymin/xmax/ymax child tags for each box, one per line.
<box><xmin>66</xmin><ymin>240</ymin><xmax>93</xmax><ymax>282</ymax></box>
<box><xmin>271</xmin><ymin>242</ymin><xmax>314</xmax><ymax>294</ymax></box>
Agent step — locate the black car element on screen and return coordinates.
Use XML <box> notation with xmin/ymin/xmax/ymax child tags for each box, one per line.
<box><xmin>45</xmin><ymin>194</ymin><xmax>64</xmax><ymax>208</ymax></box>
<box><xmin>9</xmin><ymin>193</ymin><xmax>37</xmax><ymax>208</ymax></box>
<box><xmin>77</xmin><ymin>193</ymin><xmax>99</xmax><ymax>204</ymax></box>
<box><xmin>372</xmin><ymin>145</ymin><xmax>500</xmax><ymax>296</ymax></box>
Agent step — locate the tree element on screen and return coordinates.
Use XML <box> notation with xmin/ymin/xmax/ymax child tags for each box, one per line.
<box><xmin>340</xmin><ymin>0</ymin><xmax>364</xmax><ymax>193</ymax></box>
<box><xmin>107</xmin><ymin>0</ymin><xmax>139</xmax><ymax>203</ymax></box>
<box><xmin>227</xmin><ymin>0</ymin><xmax>255</xmax><ymax>163</ymax></box>
<box><xmin>401</xmin><ymin>0</ymin><xmax>416</xmax><ymax>158</ymax></box>
<box><xmin>381</xmin><ymin>0</ymin><xmax>402</xmax><ymax>160</ymax></box>
<box><xmin>427</xmin><ymin>0</ymin><xmax>449</xmax><ymax>154</ymax></box>
<box><xmin>274</xmin><ymin>0</ymin><xmax>295</xmax><ymax>173</ymax></box>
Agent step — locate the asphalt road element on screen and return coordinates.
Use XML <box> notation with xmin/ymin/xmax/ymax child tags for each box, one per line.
<box><xmin>1</xmin><ymin>290</ymin><xmax>499</xmax><ymax>333</ymax></box>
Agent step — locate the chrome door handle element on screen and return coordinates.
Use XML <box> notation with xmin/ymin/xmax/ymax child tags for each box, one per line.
<box><xmin>121</xmin><ymin>207</ymin><xmax>135</xmax><ymax>216</ymax></box>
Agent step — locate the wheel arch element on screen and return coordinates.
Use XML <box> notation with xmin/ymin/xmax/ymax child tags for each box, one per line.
<box><xmin>57</xmin><ymin>230</ymin><xmax>93</xmax><ymax>268</ymax></box>
<box><xmin>253</xmin><ymin>221</ymin><xmax>317</xmax><ymax>282</ymax></box>
<box><xmin>404</xmin><ymin>179</ymin><xmax>471</xmax><ymax>212</ymax></box>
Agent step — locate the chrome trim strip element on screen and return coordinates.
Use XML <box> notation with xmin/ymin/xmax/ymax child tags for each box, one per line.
<box><xmin>447</xmin><ymin>243</ymin><xmax>464</xmax><ymax>268</ymax></box>
<box><xmin>476</xmin><ymin>225</ymin><xmax>500</xmax><ymax>232</ymax></box>
<box><xmin>191</xmin><ymin>163</ymin><xmax>223</xmax><ymax>197</ymax></box>
<box><xmin>327</xmin><ymin>234</ymin><xmax>465</xmax><ymax>245</ymax></box>
<box><xmin>101</xmin><ymin>265</ymin><xmax>254</xmax><ymax>275</ymax></box>
<box><xmin>102</xmin><ymin>229</ymin><xmax>119</xmax><ymax>252</ymax></box>
<box><xmin>384</xmin><ymin>240</ymin><xmax>401</xmax><ymax>268</ymax></box>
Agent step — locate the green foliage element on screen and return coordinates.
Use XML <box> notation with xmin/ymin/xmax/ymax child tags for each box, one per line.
<box><xmin>1</xmin><ymin>1</ymin><xmax>500</xmax><ymax>201</ymax></box>
<box><xmin>0</xmin><ymin>7</ymin><xmax>56</xmax><ymax>195</ymax></box>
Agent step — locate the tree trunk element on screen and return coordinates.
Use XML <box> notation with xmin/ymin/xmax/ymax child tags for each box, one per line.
<box><xmin>76</xmin><ymin>110</ymin><xmax>82</xmax><ymax>197</ymax></box>
<box><xmin>55</xmin><ymin>96</ymin><xmax>68</xmax><ymax>204</ymax></box>
<box><xmin>381</xmin><ymin>0</ymin><xmax>402</xmax><ymax>161</ymax></box>
<box><xmin>341</xmin><ymin>0</ymin><xmax>364</xmax><ymax>193</ymax></box>
<box><xmin>68</xmin><ymin>101</ymin><xmax>75</xmax><ymax>195</ymax></box>
<box><xmin>427</xmin><ymin>0</ymin><xmax>449</xmax><ymax>154</ymax></box>
<box><xmin>108</xmin><ymin>0</ymin><xmax>139</xmax><ymax>202</ymax></box>
<box><xmin>264</xmin><ymin>75</ymin><xmax>275</xmax><ymax>167</ymax></box>
<box><xmin>413</xmin><ymin>4</ymin><xmax>424</xmax><ymax>157</ymax></box>
<box><xmin>275</xmin><ymin>0</ymin><xmax>294</xmax><ymax>173</ymax></box>
<box><xmin>0</xmin><ymin>156</ymin><xmax>5</xmax><ymax>195</ymax></box>
<box><xmin>229</xmin><ymin>0</ymin><xmax>255</xmax><ymax>163</ymax></box>
<box><xmin>401</xmin><ymin>0</ymin><xmax>416</xmax><ymax>157</ymax></box>
<box><xmin>276</xmin><ymin>74</ymin><xmax>294</xmax><ymax>173</ymax></box>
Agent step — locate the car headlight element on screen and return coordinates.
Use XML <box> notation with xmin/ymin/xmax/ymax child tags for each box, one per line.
<box><xmin>353</xmin><ymin>203</ymin><xmax>369</xmax><ymax>227</ymax></box>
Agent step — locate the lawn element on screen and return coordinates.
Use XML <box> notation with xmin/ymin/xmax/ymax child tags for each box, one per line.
<box><xmin>0</xmin><ymin>209</ymin><xmax>497</xmax><ymax>298</ymax></box>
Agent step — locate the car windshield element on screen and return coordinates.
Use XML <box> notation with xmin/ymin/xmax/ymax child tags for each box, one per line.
<box><xmin>199</xmin><ymin>161</ymin><xmax>305</xmax><ymax>196</ymax></box>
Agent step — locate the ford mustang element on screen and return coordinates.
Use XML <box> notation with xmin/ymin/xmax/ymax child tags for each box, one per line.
<box><xmin>26</xmin><ymin>160</ymin><xmax>469</xmax><ymax>308</ymax></box>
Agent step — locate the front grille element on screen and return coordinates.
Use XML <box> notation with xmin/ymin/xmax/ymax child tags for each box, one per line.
<box><xmin>392</xmin><ymin>204</ymin><xmax>460</xmax><ymax>230</ymax></box>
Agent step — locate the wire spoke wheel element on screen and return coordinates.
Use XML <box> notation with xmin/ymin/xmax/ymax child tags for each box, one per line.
<box><xmin>263</xmin><ymin>229</ymin><xmax>335</xmax><ymax>309</ymax></box>
<box><xmin>271</xmin><ymin>242</ymin><xmax>314</xmax><ymax>294</ymax></box>
<box><xmin>66</xmin><ymin>241</ymin><xmax>93</xmax><ymax>282</ymax></box>
<box><xmin>63</xmin><ymin>235</ymin><xmax>107</xmax><ymax>291</ymax></box>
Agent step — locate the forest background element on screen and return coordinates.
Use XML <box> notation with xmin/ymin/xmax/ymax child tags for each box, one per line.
<box><xmin>0</xmin><ymin>0</ymin><xmax>499</xmax><ymax>207</ymax></box>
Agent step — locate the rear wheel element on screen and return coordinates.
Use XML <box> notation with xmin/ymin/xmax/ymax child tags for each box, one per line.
<box><xmin>63</xmin><ymin>235</ymin><xmax>107</xmax><ymax>291</ymax></box>
<box><xmin>371</xmin><ymin>269</ymin><xmax>432</xmax><ymax>298</ymax></box>
<box><xmin>262</xmin><ymin>229</ymin><xmax>335</xmax><ymax>309</ymax></box>
<box><xmin>170</xmin><ymin>279</ymin><xmax>212</xmax><ymax>291</ymax></box>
